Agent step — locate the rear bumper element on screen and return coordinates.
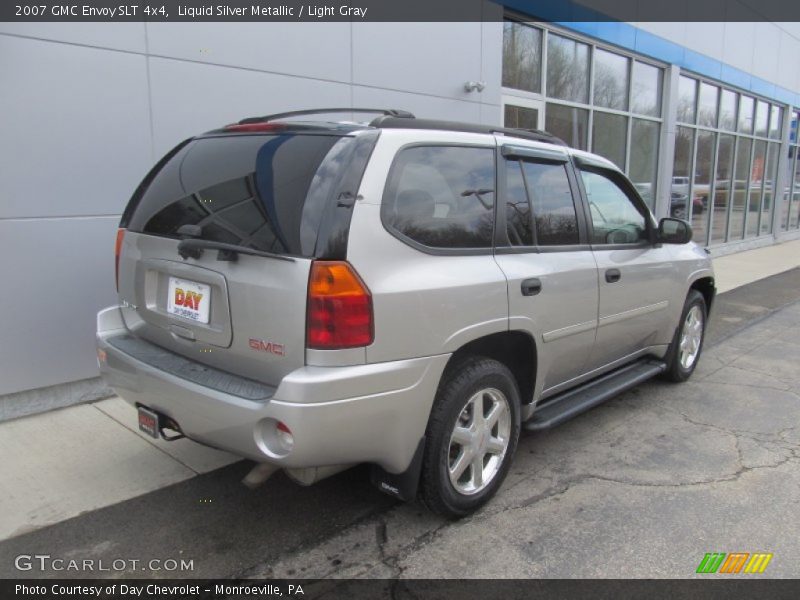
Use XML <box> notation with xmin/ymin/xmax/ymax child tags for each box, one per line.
<box><xmin>96</xmin><ymin>306</ymin><xmax>449</xmax><ymax>474</ymax></box>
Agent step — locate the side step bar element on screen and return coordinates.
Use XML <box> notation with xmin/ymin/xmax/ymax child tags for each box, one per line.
<box><xmin>523</xmin><ymin>359</ymin><xmax>667</xmax><ymax>432</ymax></box>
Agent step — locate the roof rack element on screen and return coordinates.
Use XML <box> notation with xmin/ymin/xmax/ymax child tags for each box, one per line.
<box><xmin>369</xmin><ymin>116</ymin><xmax>566</xmax><ymax>146</ymax></box>
<box><xmin>238</xmin><ymin>108</ymin><xmax>415</xmax><ymax>125</ymax></box>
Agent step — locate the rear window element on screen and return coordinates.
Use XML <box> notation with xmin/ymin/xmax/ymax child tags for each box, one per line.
<box><xmin>124</xmin><ymin>133</ymin><xmax>367</xmax><ymax>258</ymax></box>
<box><xmin>382</xmin><ymin>145</ymin><xmax>496</xmax><ymax>250</ymax></box>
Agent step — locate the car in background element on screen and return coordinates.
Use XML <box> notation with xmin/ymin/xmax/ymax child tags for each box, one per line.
<box><xmin>670</xmin><ymin>192</ymin><xmax>705</xmax><ymax>220</ymax></box>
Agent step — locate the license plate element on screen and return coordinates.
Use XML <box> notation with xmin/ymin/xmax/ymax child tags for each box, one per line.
<box><xmin>137</xmin><ymin>406</ymin><xmax>160</xmax><ymax>439</ymax></box>
<box><xmin>167</xmin><ymin>277</ymin><xmax>211</xmax><ymax>323</ymax></box>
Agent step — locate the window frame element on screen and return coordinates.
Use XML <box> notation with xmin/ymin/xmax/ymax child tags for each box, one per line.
<box><xmin>573</xmin><ymin>159</ymin><xmax>658</xmax><ymax>249</ymax></box>
<box><xmin>380</xmin><ymin>142</ymin><xmax>499</xmax><ymax>256</ymax></box>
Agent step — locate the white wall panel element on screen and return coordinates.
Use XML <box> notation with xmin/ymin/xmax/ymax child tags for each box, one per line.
<box><xmin>480</xmin><ymin>20</ymin><xmax>504</xmax><ymax>106</ymax></box>
<box><xmin>778</xmin><ymin>31</ymin><xmax>800</xmax><ymax>93</ymax></box>
<box><xmin>352</xmin><ymin>22</ymin><xmax>485</xmax><ymax>100</ymax></box>
<box><xmin>722</xmin><ymin>22</ymin><xmax>756</xmax><ymax>74</ymax></box>
<box><xmin>752</xmin><ymin>22</ymin><xmax>781</xmax><ymax>88</ymax></box>
<box><xmin>0</xmin><ymin>23</ymin><xmax>145</xmax><ymax>53</ymax></box>
<box><xmin>0</xmin><ymin>35</ymin><xmax>152</xmax><ymax>219</ymax></box>
<box><xmin>147</xmin><ymin>57</ymin><xmax>352</xmax><ymax>155</ymax></box>
<box><xmin>682</xmin><ymin>22</ymin><xmax>726</xmax><ymax>61</ymax></box>
<box><xmin>351</xmin><ymin>85</ymin><xmax>481</xmax><ymax>123</ymax></box>
<box><xmin>0</xmin><ymin>217</ymin><xmax>119</xmax><ymax>395</ymax></box>
<box><xmin>634</xmin><ymin>22</ymin><xmax>687</xmax><ymax>47</ymax></box>
<box><xmin>146</xmin><ymin>23</ymin><xmax>351</xmax><ymax>83</ymax></box>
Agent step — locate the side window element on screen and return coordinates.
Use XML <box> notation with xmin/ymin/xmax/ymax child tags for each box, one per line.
<box><xmin>504</xmin><ymin>159</ymin><xmax>579</xmax><ymax>246</ymax></box>
<box><xmin>383</xmin><ymin>146</ymin><xmax>495</xmax><ymax>249</ymax></box>
<box><xmin>505</xmin><ymin>160</ymin><xmax>533</xmax><ymax>245</ymax></box>
<box><xmin>580</xmin><ymin>169</ymin><xmax>648</xmax><ymax>244</ymax></box>
<box><xmin>522</xmin><ymin>161</ymin><xmax>579</xmax><ymax>245</ymax></box>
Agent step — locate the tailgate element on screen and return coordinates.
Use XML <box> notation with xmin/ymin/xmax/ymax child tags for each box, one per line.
<box><xmin>116</xmin><ymin>131</ymin><xmax>368</xmax><ymax>386</ymax></box>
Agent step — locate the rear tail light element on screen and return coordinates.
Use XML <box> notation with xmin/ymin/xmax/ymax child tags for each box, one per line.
<box><xmin>223</xmin><ymin>122</ymin><xmax>287</xmax><ymax>133</ymax></box>
<box><xmin>306</xmin><ymin>261</ymin><xmax>373</xmax><ymax>349</ymax></box>
<box><xmin>114</xmin><ymin>228</ymin><xmax>125</xmax><ymax>291</ymax></box>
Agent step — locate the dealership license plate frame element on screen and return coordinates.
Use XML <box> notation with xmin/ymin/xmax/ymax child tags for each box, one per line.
<box><xmin>166</xmin><ymin>276</ymin><xmax>211</xmax><ymax>324</ymax></box>
<box><xmin>137</xmin><ymin>406</ymin><xmax>160</xmax><ymax>439</ymax></box>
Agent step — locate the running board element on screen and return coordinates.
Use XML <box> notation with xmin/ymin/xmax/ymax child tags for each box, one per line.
<box><xmin>523</xmin><ymin>359</ymin><xmax>666</xmax><ymax>432</ymax></box>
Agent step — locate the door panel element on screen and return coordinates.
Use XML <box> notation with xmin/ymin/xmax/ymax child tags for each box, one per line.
<box><xmin>589</xmin><ymin>247</ymin><xmax>677</xmax><ymax>369</ymax></box>
<box><xmin>495</xmin><ymin>151</ymin><xmax>598</xmax><ymax>392</ymax></box>
<box><xmin>495</xmin><ymin>252</ymin><xmax>599</xmax><ymax>390</ymax></box>
<box><xmin>577</xmin><ymin>166</ymin><xmax>677</xmax><ymax>370</ymax></box>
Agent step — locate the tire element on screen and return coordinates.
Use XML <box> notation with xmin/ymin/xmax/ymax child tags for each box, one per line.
<box><xmin>419</xmin><ymin>356</ymin><xmax>521</xmax><ymax>518</ymax></box>
<box><xmin>662</xmin><ymin>290</ymin><xmax>707</xmax><ymax>382</ymax></box>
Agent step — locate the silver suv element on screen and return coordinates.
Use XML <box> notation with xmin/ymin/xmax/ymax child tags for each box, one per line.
<box><xmin>97</xmin><ymin>108</ymin><xmax>714</xmax><ymax>517</ymax></box>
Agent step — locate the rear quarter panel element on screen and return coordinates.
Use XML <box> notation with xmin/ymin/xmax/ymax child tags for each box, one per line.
<box><xmin>347</xmin><ymin>130</ymin><xmax>510</xmax><ymax>364</ymax></box>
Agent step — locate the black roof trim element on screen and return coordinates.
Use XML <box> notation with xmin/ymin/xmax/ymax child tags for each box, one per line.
<box><xmin>238</xmin><ymin>108</ymin><xmax>415</xmax><ymax>124</ymax></box>
<box><xmin>369</xmin><ymin>116</ymin><xmax>567</xmax><ymax>146</ymax></box>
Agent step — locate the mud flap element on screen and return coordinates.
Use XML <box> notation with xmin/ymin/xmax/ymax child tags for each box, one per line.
<box><xmin>370</xmin><ymin>437</ymin><xmax>425</xmax><ymax>502</ymax></box>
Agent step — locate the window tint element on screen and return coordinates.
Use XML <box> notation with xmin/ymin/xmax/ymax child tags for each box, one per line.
<box><xmin>769</xmin><ymin>105</ymin><xmax>783</xmax><ymax>140</ymax></box>
<box><xmin>697</xmin><ymin>82</ymin><xmax>719</xmax><ymax>128</ymax></box>
<box><xmin>546</xmin><ymin>33</ymin><xmax>590</xmax><ymax>104</ymax></box>
<box><xmin>504</xmin><ymin>105</ymin><xmax>539</xmax><ymax>130</ymax></box>
<box><xmin>719</xmin><ymin>89</ymin><xmax>737</xmax><ymax>131</ymax></box>
<box><xmin>502</xmin><ymin>20</ymin><xmax>542</xmax><ymax>94</ymax></box>
<box><xmin>545</xmin><ymin>103</ymin><xmax>588</xmax><ymax>150</ymax></box>
<box><xmin>521</xmin><ymin>161</ymin><xmax>579</xmax><ymax>245</ymax></box>
<box><xmin>592</xmin><ymin>111</ymin><xmax>627</xmax><ymax>170</ymax></box>
<box><xmin>677</xmin><ymin>76</ymin><xmax>697</xmax><ymax>124</ymax></box>
<box><xmin>628</xmin><ymin>119</ymin><xmax>660</xmax><ymax>210</ymax></box>
<box><xmin>631</xmin><ymin>62</ymin><xmax>662</xmax><ymax>117</ymax></box>
<box><xmin>593</xmin><ymin>48</ymin><xmax>629</xmax><ymax>111</ymax></box>
<box><xmin>383</xmin><ymin>146</ymin><xmax>495</xmax><ymax>249</ymax></box>
<box><xmin>505</xmin><ymin>160</ymin><xmax>532</xmax><ymax>246</ymax></box>
<box><xmin>738</xmin><ymin>96</ymin><xmax>754</xmax><ymax>133</ymax></box>
<box><xmin>580</xmin><ymin>170</ymin><xmax>648</xmax><ymax>244</ymax></box>
<box><xmin>127</xmin><ymin>134</ymin><xmax>357</xmax><ymax>257</ymax></box>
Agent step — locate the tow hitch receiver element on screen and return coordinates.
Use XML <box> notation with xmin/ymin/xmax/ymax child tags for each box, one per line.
<box><xmin>137</xmin><ymin>405</ymin><xmax>185</xmax><ymax>441</ymax></box>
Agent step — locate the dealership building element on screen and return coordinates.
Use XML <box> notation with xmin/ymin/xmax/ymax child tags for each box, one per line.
<box><xmin>1</xmin><ymin>3</ymin><xmax>800</xmax><ymax>415</ymax></box>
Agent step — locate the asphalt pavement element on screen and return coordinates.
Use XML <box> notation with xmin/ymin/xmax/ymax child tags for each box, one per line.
<box><xmin>1</xmin><ymin>268</ymin><xmax>799</xmax><ymax>580</ymax></box>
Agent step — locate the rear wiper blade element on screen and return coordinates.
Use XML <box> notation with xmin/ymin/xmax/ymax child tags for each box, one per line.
<box><xmin>177</xmin><ymin>238</ymin><xmax>295</xmax><ymax>262</ymax></box>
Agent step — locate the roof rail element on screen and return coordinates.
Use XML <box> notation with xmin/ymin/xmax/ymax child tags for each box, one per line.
<box><xmin>369</xmin><ymin>116</ymin><xmax>566</xmax><ymax>146</ymax></box>
<box><xmin>238</xmin><ymin>108</ymin><xmax>415</xmax><ymax>125</ymax></box>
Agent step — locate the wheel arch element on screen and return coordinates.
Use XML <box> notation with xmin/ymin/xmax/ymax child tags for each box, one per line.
<box><xmin>442</xmin><ymin>330</ymin><xmax>537</xmax><ymax>406</ymax></box>
<box><xmin>689</xmin><ymin>275</ymin><xmax>716</xmax><ymax>314</ymax></box>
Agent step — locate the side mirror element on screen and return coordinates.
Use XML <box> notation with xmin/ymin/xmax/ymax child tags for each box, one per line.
<box><xmin>658</xmin><ymin>217</ymin><xmax>693</xmax><ymax>244</ymax></box>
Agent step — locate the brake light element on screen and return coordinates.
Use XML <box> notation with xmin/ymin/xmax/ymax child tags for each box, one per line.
<box><xmin>307</xmin><ymin>261</ymin><xmax>373</xmax><ymax>349</ymax></box>
<box><xmin>223</xmin><ymin>122</ymin><xmax>287</xmax><ymax>132</ymax></box>
<box><xmin>114</xmin><ymin>228</ymin><xmax>125</xmax><ymax>291</ymax></box>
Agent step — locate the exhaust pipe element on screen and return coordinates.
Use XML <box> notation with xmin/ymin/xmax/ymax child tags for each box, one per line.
<box><xmin>242</xmin><ymin>462</ymin><xmax>279</xmax><ymax>489</ymax></box>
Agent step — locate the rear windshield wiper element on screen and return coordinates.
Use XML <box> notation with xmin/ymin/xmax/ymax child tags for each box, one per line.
<box><xmin>177</xmin><ymin>238</ymin><xmax>295</xmax><ymax>262</ymax></box>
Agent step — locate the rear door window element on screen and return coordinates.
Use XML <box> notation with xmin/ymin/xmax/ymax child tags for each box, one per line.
<box><xmin>125</xmin><ymin>134</ymin><xmax>362</xmax><ymax>257</ymax></box>
<box><xmin>382</xmin><ymin>145</ymin><xmax>496</xmax><ymax>249</ymax></box>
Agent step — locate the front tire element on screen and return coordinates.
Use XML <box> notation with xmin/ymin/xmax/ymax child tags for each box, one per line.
<box><xmin>419</xmin><ymin>357</ymin><xmax>521</xmax><ymax>518</ymax></box>
<box><xmin>663</xmin><ymin>290</ymin><xmax>707</xmax><ymax>382</ymax></box>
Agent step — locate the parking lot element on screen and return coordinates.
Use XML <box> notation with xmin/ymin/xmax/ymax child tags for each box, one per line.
<box><xmin>1</xmin><ymin>267</ymin><xmax>798</xmax><ymax>580</ymax></box>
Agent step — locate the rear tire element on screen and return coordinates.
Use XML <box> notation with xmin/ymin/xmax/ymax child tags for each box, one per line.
<box><xmin>419</xmin><ymin>357</ymin><xmax>521</xmax><ymax>518</ymax></box>
<box><xmin>662</xmin><ymin>290</ymin><xmax>707</xmax><ymax>382</ymax></box>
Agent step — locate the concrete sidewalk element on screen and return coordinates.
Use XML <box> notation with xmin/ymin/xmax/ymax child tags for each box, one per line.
<box><xmin>1</xmin><ymin>239</ymin><xmax>799</xmax><ymax>542</ymax></box>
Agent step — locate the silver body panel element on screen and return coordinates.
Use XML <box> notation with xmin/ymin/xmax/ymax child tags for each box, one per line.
<box><xmin>118</xmin><ymin>232</ymin><xmax>311</xmax><ymax>387</ymax></box>
<box><xmin>98</xmin><ymin>126</ymin><xmax>714</xmax><ymax>477</ymax></box>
